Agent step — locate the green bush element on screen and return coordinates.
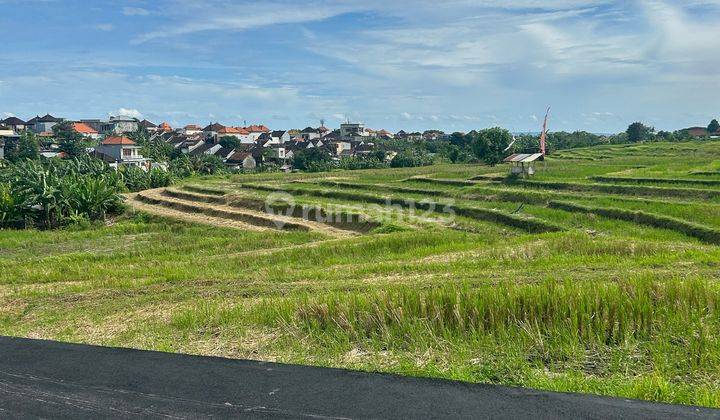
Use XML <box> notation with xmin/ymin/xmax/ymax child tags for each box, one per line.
<box><xmin>120</xmin><ymin>165</ymin><xmax>151</xmax><ymax>192</ymax></box>
<box><xmin>390</xmin><ymin>150</ymin><xmax>434</xmax><ymax>168</ymax></box>
<box><xmin>338</xmin><ymin>156</ymin><xmax>387</xmax><ymax>170</ymax></box>
<box><xmin>0</xmin><ymin>158</ymin><xmax>125</xmax><ymax>229</ymax></box>
<box><xmin>293</xmin><ymin>149</ymin><xmax>334</xmax><ymax>172</ymax></box>
<box><xmin>149</xmin><ymin>167</ymin><xmax>174</xmax><ymax>188</ymax></box>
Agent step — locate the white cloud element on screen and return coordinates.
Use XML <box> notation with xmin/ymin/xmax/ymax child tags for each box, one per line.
<box><xmin>94</xmin><ymin>23</ymin><xmax>115</xmax><ymax>31</ymax></box>
<box><xmin>4</xmin><ymin>0</ymin><xmax>720</xmax><ymax>133</ymax></box>
<box><xmin>132</xmin><ymin>1</ymin><xmax>363</xmax><ymax>44</ymax></box>
<box><xmin>111</xmin><ymin>108</ymin><xmax>143</xmax><ymax>119</ymax></box>
<box><xmin>123</xmin><ymin>7</ymin><xmax>151</xmax><ymax>16</ymax></box>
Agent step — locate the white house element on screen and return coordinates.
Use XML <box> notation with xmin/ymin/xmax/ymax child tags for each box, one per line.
<box><xmin>271</xmin><ymin>130</ymin><xmax>291</xmax><ymax>144</ymax></box>
<box><xmin>95</xmin><ymin>136</ymin><xmax>150</xmax><ymax>170</ymax></box>
<box><xmin>268</xmin><ymin>144</ymin><xmax>287</xmax><ymax>160</ymax></box>
<box><xmin>332</xmin><ymin>141</ymin><xmax>352</xmax><ymax>156</ymax></box>
<box><xmin>246</xmin><ymin>125</ymin><xmax>270</xmax><ymax>142</ymax></box>
<box><xmin>299</xmin><ymin>127</ymin><xmax>321</xmax><ymax>141</ymax></box>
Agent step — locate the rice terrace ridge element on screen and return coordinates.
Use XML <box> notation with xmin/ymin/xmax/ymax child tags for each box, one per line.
<box><xmin>3</xmin><ymin>0</ymin><xmax>720</xmax><ymax>417</ymax></box>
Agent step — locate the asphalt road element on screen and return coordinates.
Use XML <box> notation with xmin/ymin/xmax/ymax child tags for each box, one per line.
<box><xmin>0</xmin><ymin>336</ymin><xmax>717</xmax><ymax>419</ymax></box>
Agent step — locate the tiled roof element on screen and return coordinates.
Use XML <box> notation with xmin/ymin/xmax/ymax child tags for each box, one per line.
<box><xmin>227</xmin><ymin>151</ymin><xmax>253</xmax><ymax>162</ymax></box>
<box><xmin>203</xmin><ymin>123</ymin><xmax>226</xmax><ymax>132</ymax></box>
<box><xmin>72</xmin><ymin>122</ymin><xmax>98</xmax><ymax>134</ymax></box>
<box><xmin>37</xmin><ymin>114</ymin><xmax>62</xmax><ymax>123</ymax></box>
<box><xmin>102</xmin><ymin>136</ymin><xmax>136</xmax><ymax>146</ymax></box>
<box><xmin>139</xmin><ymin>119</ymin><xmax>157</xmax><ymax>128</ymax></box>
<box><xmin>247</xmin><ymin>125</ymin><xmax>269</xmax><ymax>133</ymax></box>
<box><xmin>219</xmin><ymin>127</ymin><xmax>242</xmax><ymax>134</ymax></box>
<box><xmin>1</xmin><ymin>117</ymin><xmax>26</xmax><ymax>126</ymax></box>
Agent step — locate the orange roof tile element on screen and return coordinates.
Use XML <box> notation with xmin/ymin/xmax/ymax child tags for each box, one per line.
<box><xmin>72</xmin><ymin>122</ymin><xmax>98</xmax><ymax>134</ymax></box>
<box><xmin>158</xmin><ymin>122</ymin><xmax>172</xmax><ymax>131</ymax></box>
<box><xmin>219</xmin><ymin>127</ymin><xmax>241</xmax><ymax>134</ymax></box>
<box><xmin>247</xmin><ymin>125</ymin><xmax>269</xmax><ymax>133</ymax></box>
<box><xmin>102</xmin><ymin>136</ymin><xmax>136</xmax><ymax>145</ymax></box>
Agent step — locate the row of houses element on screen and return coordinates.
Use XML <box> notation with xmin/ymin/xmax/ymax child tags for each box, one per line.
<box><xmin>0</xmin><ymin>113</ymin><xmax>451</xmax><ymax>170</ymax></box>
<box><xmin>149</xmin><ymin>124</ymin><xmax>386</xmax><ymax>170</ymax></box>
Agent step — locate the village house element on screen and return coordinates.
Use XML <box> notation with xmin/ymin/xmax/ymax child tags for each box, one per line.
<box><xmin>225</xmin><ymin>150</ymin><xmax>256</xmax><ymax>170</ymax></box>
<box><xmin>139</xmin><ymin>120</ymin><xmax>158</xmax><ymax>132</ymax></box>
<box><xmin>179</xmin><ymin>136</ymin><xmax>207</xmax><ymax>154</ymax></box>
<box><xmin>183</xmin><ymin>124</ymin><xmax>203</xmax><ymax>135</ymax></box>
<box><xmin>0</xmin><ymin>124</ymin><xmax>15</xmax><ymax>137</ymax></box>
<box><xmin>340</xmin><ymin>122</ymin><xmax>370</xmax><ymax>141</ymax></box>
<box><xmin>299</xmin><ymin>127</ymin><xmax>321</xmax><ymax>141</ymax></box>
<box><xmin>0</xmin><ymin>124</ymin><xmax>19</xmax><ymax>160</ymax></box>
<box><xmin>158</xmin><ymin>122</ymin><xmax>173</xmax><ymax>132</ymax></box>
<box><xmin>331</xmin><ymin>140</ymin><xmax>352</xmax><ymax>156</ymax></box>
<box><xmin>218</xmin><ymin>126</ymin><xmax>252</xmax><ymax>143</ymax></box>
<box><xmin>188</xmin><ymin>141</ymin><xmax>222</xmax><ymax>157</ymax></box>
<box><xmin>266</xmin><ymin>143</ymin><xmax>287</xmax><ymax>161</ymax></box>
<box><xmin>1</xmin><ymin>117</ymin><xmax>27</xmax><ymax>132</ymax></box>
<box><xmin>94</xmin><ymin>136</ymin><xmax>150</xmax><ymax>170</ymax></box>
<box><xmin>28</xmin><ymin>114</ymin><xmax>63</xmax><ymax>134</ymax></box>
<box><xmin>375</xmin><ymin>129</ymin><xmax>394</xmax><ymax>140</ymax></box>
<box><xmin>212</xmin><ymin>146</ymin><xmax>236</xmax><ymax>162</ymax></box>
<box><xmin>72</xmin><ymin>122</ymin><xmax>100</xmax><ymax>140</ymax></box>
<box><xmin>202</xmin><ymin>123</ymin><xmax>226</xmax><ymax>138</ymax></box>
<box><xmin>685</xmin><ymin>127</ymin><xmax>720</xmax><ymax>138</ymax></box>
<box><xmin>395</xmin><ymin>130</ymin><xmax>423</xmax><ymax>141</ymax></box>
<box><xmin>246</xmin><ymin>125</ymin><xmax>270</xmax><ymax>142</ymax></box>
<box><xmin>271</xmin><ymin>130</ymin><xmax>291</xmax><ymax>144</ymax></box>
<box><xmin>78</xmin><ymin>120</ymin><xmax>105</xmax><ymax>133</ymax></box>
<box><xmin>102</xmin><ymin>116</ymin><xmax>140</xmax><ymax>134</ymax></box>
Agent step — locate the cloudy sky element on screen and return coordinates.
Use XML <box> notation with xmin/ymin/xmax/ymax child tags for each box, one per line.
<box><xmin>1</xmin><ymin>0</ymin><xmax>719</xmax><ymax>133</ymax></box>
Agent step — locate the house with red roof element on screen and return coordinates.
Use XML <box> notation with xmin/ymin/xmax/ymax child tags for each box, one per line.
<box><xmin>72</xmin><ymin>122</ymin><xmax>100</xmax><ymax>140</ymax></box>
<box><xmin>245</xmin><ymin>124</ymin><xmax>270</xmax><ymax>142</ymax></box>
<box><xmin>218</xmin><ymin>126</ymin><xmax>253</xmax><ymax>143</ymax></box>
<box><xmin>95</xmin><ymin>136</ymin><xmax>150</xmax><ymax>170</ymax></box>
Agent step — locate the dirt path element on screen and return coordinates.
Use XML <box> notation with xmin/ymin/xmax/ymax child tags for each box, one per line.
<box><xmin>125</xmin><ymin>193</ymin><xmax>269</xmax><ymax>231</ymax></box>
<box><xmin>126</xmin><ymin>189</ymin><xmax>357</xmax><ymax>238</ymax></box>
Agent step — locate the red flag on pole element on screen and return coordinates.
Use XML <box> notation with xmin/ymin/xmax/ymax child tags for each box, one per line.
<box><xmin>539</xmin><ymin>107</ymin><xmax>550</xmax><ymax>156</ymax></box>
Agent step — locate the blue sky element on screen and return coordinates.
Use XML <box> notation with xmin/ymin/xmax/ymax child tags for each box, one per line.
<box><xmin>1</xmin><ymin>0</ymin><xmax>719</xmax><ymax>133</ymax></box>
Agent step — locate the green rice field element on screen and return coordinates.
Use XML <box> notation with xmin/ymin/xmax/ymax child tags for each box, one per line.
<box><xmin>3</xmin><ymin>140</ymin><xmax>720</xmax><ymax>407</ymax></box>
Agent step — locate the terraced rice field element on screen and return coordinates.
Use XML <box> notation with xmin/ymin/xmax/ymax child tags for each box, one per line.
<box><xmin>3</xmin><ymin>140</ymin><xmax>720</xmax><ymax>408</ymax></box>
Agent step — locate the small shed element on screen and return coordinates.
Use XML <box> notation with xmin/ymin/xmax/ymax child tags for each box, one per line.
<box><xmin>504</xmin><ymin>153</ymin><xmax>543</xmax><ymax>177</ymax></box>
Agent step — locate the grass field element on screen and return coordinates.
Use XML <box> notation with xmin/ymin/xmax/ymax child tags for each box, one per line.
<box><xmin>3</xmin><ymin>140</ymin><xmax>720</xmax><ymax>407</ymax></box>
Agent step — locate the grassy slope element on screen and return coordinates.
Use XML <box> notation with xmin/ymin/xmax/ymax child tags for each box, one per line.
<box><xmin>3</xmin><ymin>140</ymin><xmax>720</xmax><ymax>407</ymax></box>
